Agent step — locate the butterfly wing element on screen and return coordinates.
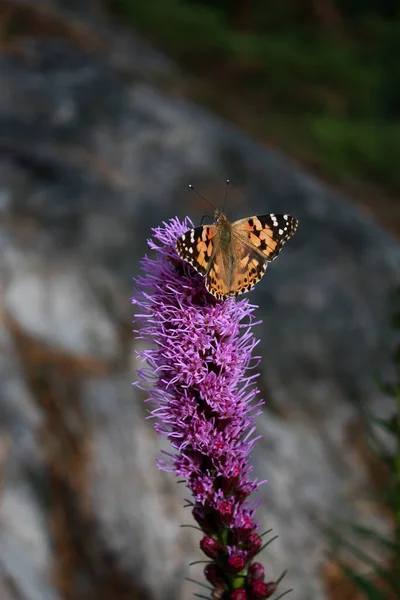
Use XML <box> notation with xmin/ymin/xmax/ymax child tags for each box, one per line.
<box><xmin>176</xmin><ymin>224</ymin><xmax>219</xmax><ymax>277</ymax></box>
<box><xmin>223</xmin><ymin>213</ymin><xmax>298</xmax><ymax>297</ymax></box>
<box><xmin>205</xmin><ymin>249</ymin><xmax>236</xmax><ymax>300</ymax></box>
<box><xmin>224</xmin><ymin>238</ymin><xmax>270</xmax><ymax>297</ymax></box>
<box><xmin>205</xmin><ymin>241</ymin><xmax>268</xmax><ymax>299</ymax></box>
<box><xmin>232</xmin><ymin>214</ymin><xmax>298</xmax><ymax>262</ymax></box>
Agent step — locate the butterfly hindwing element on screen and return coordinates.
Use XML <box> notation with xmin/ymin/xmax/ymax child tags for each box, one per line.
<box><xmin>176</xmin><ymin>224</ymin><xmax>219</xmax><ymax>276</ymax></box>
<box><xmin>205</xmin><ymin>249</ymin><xmax>234</xmax><ymax>300</ymax></box>
<box><xmin>229</xmin><ymin>237</ymin><xmax>269</xmax><ymax>295</ymax></box>
<box><xmin>233</xmin><ymin>214</ymin><xmax>298</xmax><ymax>262</ymax></box>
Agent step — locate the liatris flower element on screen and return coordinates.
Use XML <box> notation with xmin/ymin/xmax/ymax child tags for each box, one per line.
<box><xmin>133</xmin><ymin>217</ymin><xmax>285</xmax><ymax>599</ymax></box>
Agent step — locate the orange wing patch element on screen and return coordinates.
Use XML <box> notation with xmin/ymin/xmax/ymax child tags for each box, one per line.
<box><xmin>227</xmin><ymin>238</ymin><xmax>268</xmax><ymax>297</ymax></box>
<box><xmin>195</xmin><ymin>228</ymin><xmax>215</xmax><ymax>272</ymax></box>
<box><xmin>233</xmin><ymin>214</ymin><xmax>297</xmax><ymax>261</ymax></box>
<box><xmin>176</xmin><ymin>224</ymin><xmax>218</xmax><ymax>276</ymax></box>
<box><xmin>205</xmin><ymin>252</ymin><xmax>232</xmax><ymax>300</ymax></box>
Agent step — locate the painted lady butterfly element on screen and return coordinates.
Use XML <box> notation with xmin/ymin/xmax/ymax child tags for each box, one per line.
<box><xmin>176</xmin><ymin>210</ymin><xmax>298</xmax><ymax>300</ymax></box>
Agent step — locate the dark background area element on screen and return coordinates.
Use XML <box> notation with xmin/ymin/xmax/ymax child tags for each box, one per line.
<box><xmin>108</xmin><ymin>0</ymin><xmax>400</xmax><ymax>228</ymax></box>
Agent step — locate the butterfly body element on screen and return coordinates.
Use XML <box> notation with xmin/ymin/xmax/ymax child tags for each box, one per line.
<box><xmin>176</xmin><ymin>210</ymin><xmax>298</xmax><ymax>300</ymax></box>
<box><xmin>215</xmin><ymin>211</ymin><xmax>231</xmax><ymax>246</ymax></box>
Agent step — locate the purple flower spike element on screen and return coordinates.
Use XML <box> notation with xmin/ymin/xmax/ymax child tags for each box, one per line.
<box><xmin>133</xmin><ymin>217</ymin><xmax>282</xmax><ymax>599</ymax></box>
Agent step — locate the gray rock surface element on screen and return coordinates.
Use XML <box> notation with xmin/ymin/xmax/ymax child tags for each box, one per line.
<box><xmin>0</xmin><ymin>1</ymin><xmax>398</xmax><ymax>600</ymax></box>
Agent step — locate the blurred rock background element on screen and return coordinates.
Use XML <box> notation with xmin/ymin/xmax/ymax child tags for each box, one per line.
<box><xmin>0</xmin><ymin>1</ymin><xmax>399</xmax><ymax>600</ymax></box>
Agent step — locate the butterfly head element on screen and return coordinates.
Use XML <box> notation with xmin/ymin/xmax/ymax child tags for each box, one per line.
<box><xmin>214</xmin><ymin>209</ymin><xmax>228</xmax><ymax>226</ymax></box>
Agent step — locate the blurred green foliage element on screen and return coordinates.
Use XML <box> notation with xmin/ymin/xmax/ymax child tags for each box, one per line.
<box><xmin>109</xmin><ymin>0</ymin><xmax>400</xmax><ymax>193</ymax></box>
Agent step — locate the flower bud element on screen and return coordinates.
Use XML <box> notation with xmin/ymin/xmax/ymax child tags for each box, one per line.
<box><xmin>231</xmin><ymin>589</ymin><xmax>247</xmax><ymax>600</ymax></box>
<box><xmin>234</xmin><ymin>515</ymin><xmax>255</xmax><ymax>542</ymax></box>
<box><xmin>247</xmin><ymin>562</ymin><xmax>264</xmax><ymax>582</ymax></box>
<box><xmin>227</xmin><ymin>553</ymin><xmax>246</xmax><ymax>573</ymax></box>
<box><xmin>247</xmin><ymin>533</ymin><xmax>262</xmax><ymax>557</ymax></box>
<box><xmin>264</xmin><ymin>582</ymin><xmax>277</xmax><ymax>598</ymax></box>
<box><xmin>235</xmin><ymin>489</ymin><xmax>250</xmax><ymax>505</ymax></box>
<box><xmin>200</xmin><ymin>536</ymin><xmax>224</xmax><ymax>559</ymax></box>
<box><xmin>251</xmin><ymin>580</ymin><xmax>277</xmax><ymax>599</ymax></box>
<box><xmin>192</xmin><ymin>506</ymin><xmax>214</xmax><ymax>534</ymax></box>
<box><xmin>217</xmin><ymin>499</ymin><xmax>233</xmax><ymax>525</ymax></box>
<box><xmin>204</xmin><ymin>564</ymin><xmax>225</xmax><ymax>587</ymax></box>
<box><xmin>211</xmin><ymin>587</ymin><xmax>228</xmax><ymax>600</ymax></box>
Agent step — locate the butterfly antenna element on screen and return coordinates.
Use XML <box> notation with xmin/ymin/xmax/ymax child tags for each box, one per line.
<box><xmin>188</xmin><ymin>184</ymin><xmax>217</xmax><ymax>212</ymax></box>
<box><xmin>222</xmin><ymin>179</ymin><xmax>230</xmax><ymax>214</ymax></box>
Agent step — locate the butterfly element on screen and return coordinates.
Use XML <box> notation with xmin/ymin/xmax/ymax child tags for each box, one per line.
<box><xmin>176</xmin><ymin>210</ymin><xmax>298</xmax><ymax>300</ymax></box>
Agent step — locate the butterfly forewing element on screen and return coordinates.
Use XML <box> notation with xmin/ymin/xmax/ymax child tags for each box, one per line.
<box><xmin>232</xmin><ymin>214</ymin><xmax>298</xmax><ymax>262</ymax></box>
<box><xmin>176</xmin><ymin>224</ymin><xmax>219</xmax><ymax>276</ymax></box>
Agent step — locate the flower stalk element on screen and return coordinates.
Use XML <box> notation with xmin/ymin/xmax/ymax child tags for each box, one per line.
<box><xmin>133</xmin><ymin>217</ymin><xmax>286</xmax><ymax>599</ymax></box>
